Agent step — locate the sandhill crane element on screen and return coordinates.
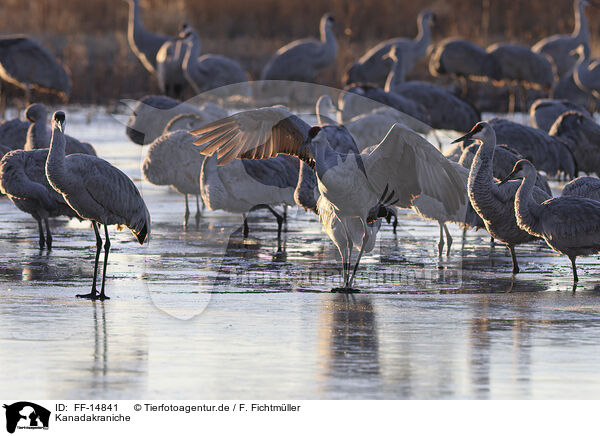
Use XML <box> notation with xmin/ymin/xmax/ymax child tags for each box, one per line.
<box><xmin>502</xmin><ymin>159</ymin><xmax>600</xmax><ymax>283</ymax></box>
<box><xmin>562</xmin><ymin>176</ymin><xmax>600</xmax><ymax>200</ymax></box>
<box><xmin>486</xmin><ymin>43</ymin><xmax>554</xmax><ymax>112</ymax></box>
<box><xmin>410</xmin><ymin>161</ymin><xmax>484</xmax><ymax>256</ymax></box>
<box><xmin>453</xmin><ymin>122</ymin><xmax>550</xmax><ymax>274</ymax></box>
<box><xmin>529</xmin><ymin>98</ymin><xmax>590</xmax><ymax>132</ymax></box>
<box><xmin>428</xmin><ymin>38</ymin><xmax>502</xmax><ymax>97</ymax></box>
<box><xmin>156</xmin><ymin>24</ymin><xmax>189</xmax><ymax>99</ymax></box>
<box><xmin>125</xmin><ymin>95</ymin><xmax>227</xmax><ymax>145</ymax></box>
<box><xmin>0</xmin><ymin>148</ymin><xmax>80</xmax><ymax>249</ymax></box>
<box><xmin>46</xmin><ymin>112</ymin><xmax>151</xmax><ymax>300</ymax></box>
<box><xmin>200</xmin><ymin>153</ymin><xmax>298</xmax><ymax>239</ymax></box>
<box><xmin>261</xmin><ymin>13</ymin><xmax>337</xmax><ymax>82</ymax></box>
<box><xmin>0</xmin><ymin>36</ymin><xmax>70</xmax><ymax>103</ymax></box>
<box><xmin>334</xmin><ymin>90</ymin><xmax>430</xmax><ymax>134</ymax></box>
<box><xmin>316</xmin><ymin>94</ymin><xmax>429</xmax><ymax>150</ymax></box>
<box><xmin>180</xmin><ymin>26</ymin><xmax>248</xmax><ymax>94</ymax></box>
<box><xmin>142</xmin><ymin>130</ymin><xmax>203</xmax><ymax>226</ymax></box>
<box><xmin>342</xmin><ymin>84</ymin><xmax>430</xmax><ymax>125</ymax></box>
<box><xmin>385</xmin><ymin>71</ymin><xmax>481</xmax><ymax>133</ymax></box>
<box><xmin>317</xmin><ymin>194</ymin><xmax>381</xmax><ymax>290</ymax></box>
<box><xmin>459</xmin><ymin>142</ymin><xmax>552</xmax><ymax>195</ymax></box>
<box><xmin>23</xmin><ymin>104</ymin><xmax>96</xmax><ymax>156</ymax></box>
<box><xmin>191</xmin><ymin>107</ymin><xmax>466</xmax><ymax>291</ymax></box>
<box><xmin>344</xmin><ymin>10</ymin><xmax>435</xmax><ymax>87</ymax></box>
<box><xmin>549</xmin><ymin>111</ymin><xmax>600</xmax><ymax>176</ymax></box>
<box><xmin>123</xmin><ymin>0</ymin><xmax>172</xmax><ymax>75</ymax></box>
<box><xmin>481</xmin><ymin>118</ymin><xmax>577</xmax><ymax>179</ymax></box>
<box><xmin>533</xmin><ymin>0</ymin><xmax>596</xmax><ymax>78</ymax></box>
<box><xmin>571</xmin><ymin>45</ymin><xmax>600</xmax><ymax>100</ymax></box>
<box><xmin>0</xmin><ymin>117</ymin><xmax>29</xmax><ymax>150</ymax></box>
<box><xmin>552</xmin><ymin>65</ymin><xmax>598</xmax><ymax>110</ymax></box>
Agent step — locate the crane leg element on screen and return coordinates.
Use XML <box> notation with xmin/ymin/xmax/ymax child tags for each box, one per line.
<box><xmin>241</xmin><ymin>213</ymin><xmax>249</xmax><ymax>238</ymax></box>
<box><xmin>347</xmin><ymin>218</ymin><xmax>369</xmax><ymax>291</ymax></box>
<box><xmin>265</xmin><ymin>205</ymin><xmax>283</xmax><ymax>240</ymax></box>
<box><xmin>570</xmin><ymin>256</ymin><xmax>578</xmax><ymax>283</ymax></box>
<box><xmin>97</xmin><ymin>225</ymin><xmax>111</xmax><ymax>300</ymax></box>
<box><xmin>45</xmin><ymin>218</ymin><xmax>52</xmax><ymax>251</ymax></box>
<box><xmin>36</xmin><ymin>219</ymin><xmax>45</xmax><ymax>250</ymax></box>
<box><xmin>437</xmin><ymin>222</ymin><xmax>444</xmax><ymax>257</ymax></box>
<box><xmin>184</xmin><ymin>194</ymin><xmax>190</xmax><ymax>227</ymax></box>
<box><xmin>509</xmin><ymin>244</ymin><xmax>520</xmax><ymax>274</ymax></box>
<box><xmin>444</xmin><ymin>223</ymin><xmax>453</xmax><ymax>256</ymax></box>
<box><xmin>195</xmin><ymin>195</ymin><xmax>201</xmax><ymax>227</ymax></box>
<box><xmin>77</xmin><ymin>221</ymin><xmax>103</xmax><ymax>300</ymax></box>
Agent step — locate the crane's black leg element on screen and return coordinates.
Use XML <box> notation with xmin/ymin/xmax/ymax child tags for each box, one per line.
<box><xmin>37</xmin><ymin>219</ymin><xmax>45</xmax><ymax>250</ymax></box>
<box><xmin>264</xmin><ymin>205</ymin><xmax>283</xmax><ymax>240</ymax></box>
<box><xmin>570</xmin><ymin>256</ymin><xmax>578</xmax><ymax>283</ymax></box>
<box><xmin>444</xmin><ymin>223</ymin><xmax>453</xmax><ymax>256</ymax></box>
<box><xmin>184</xmin><ymin>194</ymin><xmax>190</xmax><ymax>227</ymax></box>
<box><xmin>509</xmin><ymin>245</ymin><xmax>520</xmax><ymax>274</ymax></box>
<box><xmin>437</xmin><ymin>222</ymin><xmax>444</xmax><ymax>257</ymax></box>
<box><xmin>45</xmin><ymin>218</ymin><xmax>52</xmax><ymax>251</ymax></box>
<box><xmin>195</xmin><ymin>195</ymin><xmax>201</xmax><ymax>227</ymax></box>
<box><xmin>242</xmin><ymin>213</ymin><xmax>249</xmax><ymax>238</ymax></box>
<box><xmin>77</xmin><ymin>221</ymin><xmax>102</xmax><ymax>299</ymax></box>
<box><xmin>98</xmin><ymin>225</ymin><xmax>111</xmax><ymax>300</ymax></box>
<box><xmin>347</xmin><ymin>218</ymin><xmax>368</xmax><ymax>292</ymax></box>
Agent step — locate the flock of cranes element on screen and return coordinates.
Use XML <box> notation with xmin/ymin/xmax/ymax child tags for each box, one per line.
<box><xmin>2</xmin><ymin>1</ymin><xmax>600</xmax><ymax>298</ymax></box>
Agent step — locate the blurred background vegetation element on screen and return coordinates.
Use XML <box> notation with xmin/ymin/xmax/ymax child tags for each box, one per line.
<box><xmin>1</xmin><ymin>0</ymin><xmax>599</xmax><ymax>103</ymax></box>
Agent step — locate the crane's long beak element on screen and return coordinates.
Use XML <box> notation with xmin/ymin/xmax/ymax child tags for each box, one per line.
<box><xmin>451</xmin><ymin>131</ymin><xmax>474</xmax><ymax>144</ymax></box>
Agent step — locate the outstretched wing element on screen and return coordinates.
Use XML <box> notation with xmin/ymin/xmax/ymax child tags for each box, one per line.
<box><xmin>363</xmin><ymin>124</ymin><xmax>466</xmax><ymax>214</ymax></box>
<box><xmin>191</xmin><ymin>107</ymin><xmax>313</xmax><ymax>165</ymax></box>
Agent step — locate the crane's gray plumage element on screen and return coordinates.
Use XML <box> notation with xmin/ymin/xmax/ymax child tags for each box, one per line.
<box><xmin>0</xmin><ymin>117</ymin><xmax>29</xmax><ymax>150</ymax></box>
<box><xmin>344</xmin><ymin>10</ymin><xmax>435</xmax><ymax>87</ymax></box>
<box><xmin>23</xmin><ymin>104</ymin><xmax>96</xmax><ymax>156</ymax></box>
<box><xmin>261</xmin><ymin>13</ymin><xmax>337</xmax><ymax>82</ymax></box>
<box><xmin>459</xmin><ymin>142</ymin><xmax>552</xmax><ymax>195</ymax></box>
<box><xmin>483</xmin><ymin>118</ymin><xmax>577</xmax><ymax>178</ymax></box>
<box><xmin>0</xmin><ymin>36</ymin><xmax>70</xmax><ymax>102</ymax></box>
<box><xmin>142</xmin><ymin>130</ymin><xmax>203</xmax><ymax>226</ymax></box>
<box><xmin>191</xmin><ymin>107</ymin><xmax>466</xmax><ymax>290</ymax></box>
<box><xmin>200</xmin><ymin>153</ymin><xmax>299</xmax><ymax>238</ymax></box>
<box><xmin>386</xmin><ymin>79</ymin><xmax>480</xmax><ymax>132</ymax></box>
<box><xmin>155</xmin><ymin>24</ymin><xmax>188</xmax><ymax>99</ymax></box>
<box><xmin>504</xmin><ymin>159</ymin><xmax>600</xmax><ymax>283</ymax></box>
<box><xmin>343</xmin><ymin>84</ymin><xmax>430</xmax><ymax>125</ymax></box>
<box><xmin>411</xmin><ymin>161</ymin><xmax>484</xmax><ymax>256</ymax></box>
<box><xmin>552</xmin><ymin>65</ymin><xmax>598</xmax><ymax>109</ymax></box>
<box><xmin>549</xmin><ymin>111</ymin><xmax>600</xmax><ymax>176</ymax></box>
<box><xmin>532</xmin><ymin>0</ymin><xmax>595</xmax><ymax>78</ymax></box>
<box><xmin>486</xmin><ymin>43</ymin><xmax>554</xmax><ymax>89</ymax></box>
<box><xmin>180</xmin><ymin>26</ymin><xmax>248</xmax><ymax>94</ymax></box>
<box><xmin>572</xmin><ymin>45</ymin><xmax>600</xmax><ymax>99</ymax></box>
<box><xmin>429</xmin><ymin>38</ymin><xmax>502</xmax><ymax>81</ymax></box>
<box><xmin>46</xmin><ymin>111</ymin><xmax>151</xmax><ymax>300</ymax></box>
<box><xmin>163</xmin><ymin>112</ymin><xmax>219</xmax><ymax>135</ymax></box>
<box><xmin>125</xmin><ymin>95</ymin><xmax>226</xmax><ymax>145</ymax></box>
<box><xmin>124</xmin><ymin>0</ymin><xmax>172</xmax><ymax>74</ymax></box>
<box><xmin>454</xmin><ymin>122</ymin><xmax>551</xmax><ymax>274</ymax></box>
<box><xmin>562</xmin><ymin>176</ymin><xmax>600</xmax><ymax>200</ymax></box>
<box><xmin>0</xmin><ymin>148</ymin><xmax>80</xmax><ymax>249</ymax></box>
<box><xmin>529</xmin><ymin>98</ymin><xmax>590</xmax><ymax>132</ymax></box>
<box><xmin>317</xmin><ymin>94</ymin><xmax>406</xmax><ymax>150</ymax></box>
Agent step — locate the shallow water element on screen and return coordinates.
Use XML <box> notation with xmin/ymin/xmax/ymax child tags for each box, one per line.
<box><xmin>1</xmin><ymin>108</ymin><xmax>600</xmax><ymax>399</ymax></box>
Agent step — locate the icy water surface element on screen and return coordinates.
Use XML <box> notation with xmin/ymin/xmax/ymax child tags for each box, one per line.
<box><xmin>1</xmin><ymin>108</ymin><xmax>600</xmax><ymax>399</ymax></box>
